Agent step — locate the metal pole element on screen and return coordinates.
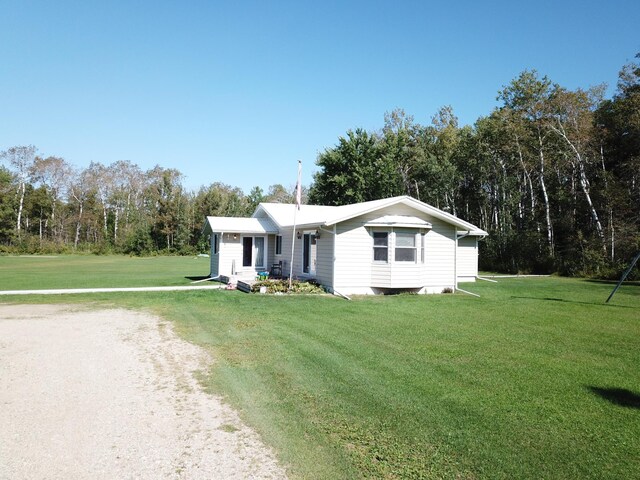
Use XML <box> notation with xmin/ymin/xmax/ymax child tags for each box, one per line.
<box><xmin>289</xmin><ymin>205</ymin><xmax>297</xmax><ymax>290</ymax></box>
<box><xmin>606</xmin><ymin>251</ymin><xmax>640</xmax><ymax>303</ymax></box>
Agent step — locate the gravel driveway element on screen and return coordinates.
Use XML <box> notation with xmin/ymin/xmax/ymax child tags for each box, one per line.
<box><xmin>0</xmin><ymin>304</ymin><xmax>286</xmax><ymax>480</ymax></box>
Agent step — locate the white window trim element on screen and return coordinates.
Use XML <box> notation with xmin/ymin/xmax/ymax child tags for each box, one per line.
<box><xmin>394</xmin><ymin>231</ymin><xmax>418</xmax><ymax>263</ymax></box>
<box><xmin>371</xmin><ymin>228</ymin><xmax>425</xmax><ymax>264</ymax></box>
<box><xmin>254</xmin><ymin>236</ymin><xmax>266</xmax><ymax>269</ymax></box>
<box><xmin>275</xmin><ymin>235</ymin><xmax>282</xmax><ymax>256</ymax></box>
<box><xmin>372</xmin><ymin>230</ymin><xmax>389</xmax><ymax>263</ymax></box>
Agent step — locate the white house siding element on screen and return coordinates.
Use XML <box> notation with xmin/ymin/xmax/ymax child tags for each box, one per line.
<box><xmin>315</xmin><ymin>231</ymin><xmax>333</xmax><ymax>289</ymax></box>
<box><xmin>371</xmin><ymin>264</ymin><xmax>391</xmax><ymax>287</ymax></box>
<box><xmin>334</xmin><ymin>219</ymin><xmax>372</xmax><ymax>293</ymax></box>
<box><xmin>334</xmin><ymin>204</ymin><xmax>456</xmax><ymax>294</ymax></box>
<box><xmin>423</xmin><ymin>217</ymin><xmax>456</xmax><ymax>288</ymax></box>
<box><xmin>456</xmin><ymin>236</ymin><xmax>478</xmax><ymax>282</ymax></box>
<box><xmin>219</xmin><ymin>234</ymin><xmax>242</xmax><ymax>276</ymax></box>
<box><xmin>267</xmin><ymin>234</ymin><xmax>276</xmax><ymax>270</ymax></box>
<box><xmin>275</xmin><ymin>227</ymin><xmax>301</xmax><ymax>278</ymax></box>
<box><xmin>279</xmin><ymin>227</ymin><xmax>293</xmax><ymax>276</ymax></box>
<box><xmin>210</xmin><ymin>234</ymin><xmax>220</xmax><ymax>277</ymax></box>
<box><xmin>273</xmin><ymin>233</ymin><xmax>287</xmax><ymax>273</ymax></box>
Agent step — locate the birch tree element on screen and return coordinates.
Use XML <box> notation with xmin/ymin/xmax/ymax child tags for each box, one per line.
<box><xmin>498</xmin><ymin>71</ymin><xmax>556</xmax><ymax>253</ymax></box>
<box><xmin>0</xmin><ymin>145</ymin><xmax>36</xmax><ymax>234</ymax></box>
<box><xmin>545</xmin><ymin>85</ymin><xmax>607</xmax><ymax>251</ymax></box>
<box><xmin>31</xmin><ymin>156</ymin><xmax>71</xmax><ymax>241</ymax></box>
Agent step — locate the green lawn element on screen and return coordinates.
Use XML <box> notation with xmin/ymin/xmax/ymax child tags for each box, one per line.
<box><xmin>0</xmin><ymin>254</ymin><xmax>210</xmax><ymax>289</ymax></box>
<box><xmin>0</xmin><ymin>255</ymin><xmax>638</xmax><ymax>479</ymax></box>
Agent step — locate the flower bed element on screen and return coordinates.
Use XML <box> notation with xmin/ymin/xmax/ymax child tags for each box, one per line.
<box><xmin>250</xmin><ymin>279</ymin><xmax>326</xmax><ymax>294</ymax></box>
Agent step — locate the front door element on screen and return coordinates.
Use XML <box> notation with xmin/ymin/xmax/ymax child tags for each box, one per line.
<box><xmin>242</xmin><ymin>236</ymin><xmax>266</xmax><ymax>269</ymax></box>
<box><xmin>303</xmin><ymin>233</ymin><xmax>317</xmax><ymax>275</ymax></box>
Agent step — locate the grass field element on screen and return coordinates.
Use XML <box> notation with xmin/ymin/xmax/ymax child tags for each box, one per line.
<box><xmin>0</xmin><ymin>254</ymin><xmax>210</xmax><ymax>289</ymax></box>
<box><xmin>1</xmin><ymin>255</ymin><xmax>639</xmax><ymax>478</ymax></box>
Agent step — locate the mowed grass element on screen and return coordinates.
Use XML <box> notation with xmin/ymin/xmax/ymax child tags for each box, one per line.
<box><xmin>0</xmin><ymin>254</ymin><xmax>210</xmax><ymax>290</ymax></box>
<box><xmin>0</xmin><ymin>256</ymin><xmax>638</xmax><ymax>478</ymax></box>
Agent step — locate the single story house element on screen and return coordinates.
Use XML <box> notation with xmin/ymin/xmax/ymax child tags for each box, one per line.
<box><xmin>202</xmin><ymin>195</ymin><xmax>488</xmax><ymax>295</ymax></box>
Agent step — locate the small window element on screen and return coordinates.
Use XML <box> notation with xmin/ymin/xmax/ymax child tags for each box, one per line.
<box><xmin>395</xmin><ymin>232</ymin><xmax>416</xmax><ymax>262</ymax></box>
<box><xmin>275</xmin><ymin>235</ymin><xmax>282</xmax><ymax>255</ymax></box>
<box><xmin>373</xmin><ymin>232</ymin><xmax>388</xmax><ymax>262</ymax></box>
<box><xmin>421</xmin><ymin>233</ymin><xmax>425</xmax><ymax>263</ymax></box>
<box><xmin>213</xmin><ymin>234</ymin><xmax>219</xmax><ymax>254</ymax></box>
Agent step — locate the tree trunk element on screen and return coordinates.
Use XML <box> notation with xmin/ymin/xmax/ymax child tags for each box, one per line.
<box><xmin>16</xmin><ymin>182</ymin><xmax>25</xmax><ymax>233</ymax></box>
<box><xmin>550</xmin><ymin>122</ymin><xmax>606</xmax><ymax>250</ymax></box>
<box><xmin>577</xmin><ymin>158</ymin><xmax>606</xmax><ymax>248</ymax></box>
<box><xmin>74</xmin><ymin>201</ymin><xmax>83</xmax><ymax>249</ymax></box>
<box><xmin>114</xmin><ymin>208</ymin><xmax>119</xmax><ymax>242</ymax></box>
<box><xmin>537</xmin><ymin>133</ymin><xmax>553</xmax><ymax>254</ymax></box>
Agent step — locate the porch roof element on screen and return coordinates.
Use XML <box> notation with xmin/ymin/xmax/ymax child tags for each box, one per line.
<box><xmin>203</xmin><ymin>216</ymin><xmax>278</xmax><ymax>235</ymax></box>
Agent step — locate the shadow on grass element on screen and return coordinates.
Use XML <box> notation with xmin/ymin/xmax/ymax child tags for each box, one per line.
<box><xmin>588</xmin><ymin>386</ymin><xmax>640</xmax><ymax>409</ymax></box>
<box><xmin>185</xmin><ymin>276</ymin><xmax>211</xmax><ymax>281</ymax></box>
<box><xmin>510</xmin><ymin>296</ymin><xmax>635</xmax><ymax>308</ymax></box>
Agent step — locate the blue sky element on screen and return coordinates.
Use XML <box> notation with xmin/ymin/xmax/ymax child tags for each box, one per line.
<box><xmin>1</xmin><ymin>0</ymin><xmax>638</xmax><ymax>193</ymax></box>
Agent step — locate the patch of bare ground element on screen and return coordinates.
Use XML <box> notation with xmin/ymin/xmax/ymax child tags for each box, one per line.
<box><xmin>0</xmin><ymin>304</ymin><xmax>286</xmax><ymax>480</ymax></box>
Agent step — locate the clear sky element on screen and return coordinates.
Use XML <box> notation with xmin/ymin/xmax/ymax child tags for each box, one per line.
<box><xmin>1</xmin><ymin>0</ymin><xmax>638</xmax><ymax>193</ymax></box>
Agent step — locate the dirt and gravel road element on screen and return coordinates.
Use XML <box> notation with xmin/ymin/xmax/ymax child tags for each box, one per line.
<box><xmin>0</xmin><ymin>304</ymin><xmax>286</xmax><ymax>480</ymax></box>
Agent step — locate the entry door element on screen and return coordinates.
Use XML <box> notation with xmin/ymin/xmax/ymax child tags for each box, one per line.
<box><xmin>303</xmin><ymin>233</ymin><xmax>317</xmax><ymax>275</ymax></box>
<box><xmin>242</xmin><ymin>236</ymin><xmax>266</xmax><ymax>268</ymax></box>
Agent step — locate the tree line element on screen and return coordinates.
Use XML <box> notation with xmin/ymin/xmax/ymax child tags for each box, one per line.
<box><xmin>0</xmin><ymin>151</ymin><xmax>298</xmax><ymax>256</ymax></box>
<box><xmin>309</xmin><ymin>56</ymin><xmax>639</xmax><ymax>278</ymax></box>
<box><xmin>1</xmin><ymin>55</ymin><xmax>638</xmax><ymax>277</ymax></box>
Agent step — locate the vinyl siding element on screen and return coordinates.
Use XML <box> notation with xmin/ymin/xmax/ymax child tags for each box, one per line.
<box><xmin>266</xmin><ymin>234</ymin><xmax>276</xmax><ymax>270</ymax></box>
<box><xmin>216</xmin><ymin>233</ymin><xmax>270</xmax><ymax>278</ymax></box>
<box><xmin>457</xmin><ymin>236</ymin><xmax>478</xmax><ymax>280</ymax></box>
<box><xmin>275</xmin><ymin>227</ymin><xmax>300</xmax><ymax>278</ymax></box>
<box><xmin>315</xmin><ymin>231</ymin><xmax>333</xmax><ymax>288</ymax></box>
<box><xmin>210</xmin><ymin>234</ymin><xmax>220</xmax><ymax>276</ymax></box>
<box><xmin>219</xmin><ymin>233</ymin><xmax>242</xmax><ymax>276</ymax></box>
<box><xmin>334</xmin><ymin>204</ymin><xmax>456</xmax><ymax>291</ymax></box>
<box><xmin>423</xmin><ymin>217</ymin><xmax>456</xmax><ymax>287</ymax></box>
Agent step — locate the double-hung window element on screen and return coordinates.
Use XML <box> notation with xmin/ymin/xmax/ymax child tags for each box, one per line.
<box><xmin>395</xmin><ymin>232</ymin><xmax>417</xmax><ymax>262</ymax></box>
<box><xmin>373</xmin><ymin>232</ymin><xmax>389</xmax><ymax>262</ymax></box>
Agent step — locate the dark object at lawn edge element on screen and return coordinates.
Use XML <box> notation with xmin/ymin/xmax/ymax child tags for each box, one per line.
<box><xmin>606</xmin><ymin>252</ymin><xmax>640</xmax><ymax>303</ymax></box>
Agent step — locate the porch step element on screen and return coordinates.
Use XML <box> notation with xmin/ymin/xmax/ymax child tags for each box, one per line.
<box><xmin>237</xmin><ymin>279</ymin><xmax>256</xmax><ymax>293</ymax></box>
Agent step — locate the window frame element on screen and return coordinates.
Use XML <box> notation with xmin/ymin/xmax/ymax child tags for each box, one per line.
<box><xmin>242</xmin><ymin>235</ymin><xmax>267</xmax><ymax>268</ymax></box>
<box><xmin>254</xmin><ymin>236</ymin><xmax>266</xmax><ymax>269</ymax></box>
<box><xmin>275</xmin><ymin>235</ymin><xmax>282</xmax><ymax>255</ymax></box>
<box><xmin>394</xmin><ymin>231</ymin><xmax>417</xmax><ymax>263</ymax></box>
<box><xmin>372</xmin><ymin>231</ymin><xmax>389</xmax><ymax>263</ymax></box>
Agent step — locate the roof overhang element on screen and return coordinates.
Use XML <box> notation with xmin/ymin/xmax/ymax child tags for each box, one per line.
<box><xmin>364</xmin><ymin>215</ymin><xmax>432</xmax><ymax>229</ymax></box>
<box><xmin>326</xmin><ymin>196</ymin><xmax>488</xmax><ymax>236</ymax></box>
<box><xmin>202</xmin><ymin>216</ymin><xmax>278</xmax><ymax>235</ymax></box>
